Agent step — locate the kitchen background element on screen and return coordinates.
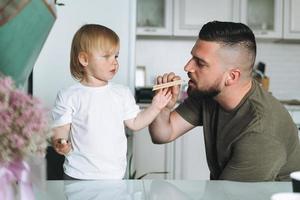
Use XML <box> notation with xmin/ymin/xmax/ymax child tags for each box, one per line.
<box><xmin>2</xmin><ymin>0</ymin><xmax>299</xmax><ymax>181</ymax></box>
<box><xmin>135</xmin><ymin>0</ymin><xmax>300</xmax><ymax>182</ymax></box>
<box><xmin>135</xmin><ymin>0</ymin><xmax>300</xmax><ymax>101</ymax></box>
<box><xmin>136</xmin><ymin>39</ymin><xmax>300</xmax><ymax>100</ymax></box>
<box><xmin>133</xmin><ymin>0</ymin><xmax>300</xmax><ymax>181</ymax></box>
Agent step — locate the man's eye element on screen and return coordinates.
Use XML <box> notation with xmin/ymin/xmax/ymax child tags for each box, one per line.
<box><xmin>193</xmin><ymin>58</ymin><xmax>204</xmax><ymax>67</ymax></box>
<box><xmin>115</xmin><ymin>55</ymin><xmax>119</xmax><ymax>59</ymax></box>
<box><xmin>197</xmin><ymin>62</ymin><xmax>205</xmax><ymax>67</ymax></box>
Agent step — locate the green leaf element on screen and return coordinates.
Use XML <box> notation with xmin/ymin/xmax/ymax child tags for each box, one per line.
<box><xmin>137</xmin><ymin>171</ymin><xmax>169</xmax><ymax>179</ymax></box>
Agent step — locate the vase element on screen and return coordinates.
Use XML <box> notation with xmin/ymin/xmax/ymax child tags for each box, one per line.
<box><xmin>26</xmin><ymin>155</ymin><xmax>46</xmax><ymax>191</ymax></box>
<box><xmin>0</xmin><ymin>160</ymin><xmax>35</xmax><ymax>200</ymax></box>
<box><xmin>12</xmin><ymin>181</ymin><xmax>21</xmax><ymax>200</ymax></box>
<box><xmin>0</xmin><ymin>179</ymin><xmax>14</xmax><ymax>200</ymax></box>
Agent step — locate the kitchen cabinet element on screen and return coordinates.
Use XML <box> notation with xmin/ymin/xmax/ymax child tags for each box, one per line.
<box><xmin>239</xmin><ymin>0</ymin><xmax>300</xmax><ymax>40</ymax></box>
<box><xmin>136</xmin><ymin>0</ymin><xmax>172</xmax><ymax>36</ymax></box>
<box><xmin>287</xmin><ymin>106</ymin><xmax>300</xmax><ymax>138</ymax></box>
<box><xmin>132</xmin><ymin>127</ymin><xmax>174</xmax><ymax>179</ymax></box>
<box><xmin>132</xmin><ymin>108</ymin><xmax>209</xmax><ymax>180</ymax></box>
<box><xmin>173</xmin><ymin>127</ymin><xmax>210</xmax><ymax>179</ymax></box>
<box><xmin>173</xmin><ymin>0</ymin><xmax>239</xmax><ymax>37</ymax></box>
<box><xmin>283</xmin><ymin>0</ymin><xmax>300</xmax><ymax>39</ymax></box>
<box><xmin>239</xmin><ymin>0</ymin><xmax>283</xmax><ymax>39</ymax></box>
<box><xmin>136</xmin><ymin>0</ymin><xmax>300</xmax><ymax>40</ymax></box>
<box><xmin>136</xmin><ymin>0</ymin><xmax>238</xmax><ymax>37</ymax></box>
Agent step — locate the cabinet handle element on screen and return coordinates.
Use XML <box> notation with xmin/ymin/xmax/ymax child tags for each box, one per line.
<box><xmin>144</xmin><ymin>28</ymin><xmax>157</xmax><ymax>32</ymax></box>
<box><xmin>259</xmin><ymin>31</ymin><xmax>268</xmax><ymax>35</ymax></box>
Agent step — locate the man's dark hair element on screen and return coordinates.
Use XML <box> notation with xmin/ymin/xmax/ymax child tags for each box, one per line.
<box><xmin>199</xmin><ymin>21</ymin><xmax>256</xmax><ymax>70</ymax></box>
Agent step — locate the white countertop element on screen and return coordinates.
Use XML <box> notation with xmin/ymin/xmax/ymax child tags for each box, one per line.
<box><xmin>34</xmin><ymin>180</ymin><xmax>292</xmax><ymax>200</ymax></box>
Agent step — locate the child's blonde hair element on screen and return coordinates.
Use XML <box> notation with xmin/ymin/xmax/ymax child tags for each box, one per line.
<box><xmin>70</xmin><ymin>24</ymin><xmax>120</xmax><ymax>80</ymax></box>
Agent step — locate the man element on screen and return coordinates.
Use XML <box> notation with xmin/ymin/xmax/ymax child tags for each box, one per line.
<box><xmin>149</xmin><ymin>21</ymin><xmax>300</xmax><ymax>181</ymax></box>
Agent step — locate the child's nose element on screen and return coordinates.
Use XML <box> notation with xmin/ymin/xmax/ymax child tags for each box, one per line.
<box><xmin>112</xmin><ymin>58</ymin><xmax>118</xmax><ymax>65</ymax></box>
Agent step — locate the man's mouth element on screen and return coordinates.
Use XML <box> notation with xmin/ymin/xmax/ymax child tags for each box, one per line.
<box><xmin>188</xmin><ymin>79</ymin><xmax>195</xmax><ymax>87</ymax></box>
<box><xmin>187</xmin><ymin>73</ymin><xmax>195</xmax><ymax>85</ymax></box>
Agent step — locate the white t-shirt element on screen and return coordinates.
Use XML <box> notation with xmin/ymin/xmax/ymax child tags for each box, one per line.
<box><xmin>51</xmin><ymin>82</ymin><xmax>140</xmax><ymax>179</ymax></box>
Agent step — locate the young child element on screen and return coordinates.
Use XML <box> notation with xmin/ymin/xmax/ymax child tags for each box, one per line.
<box><xmin>51</xmin><ymin>24</ymin><xmax>172</xmax><ymax>180</ymax></box>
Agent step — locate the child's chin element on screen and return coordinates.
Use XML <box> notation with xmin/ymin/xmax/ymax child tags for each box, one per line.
<box><xmin>108</xmin><ymin>74</ymin><xmax>116</xmax><ymax>80</ymax></box>
<box><xmin>107</xmin><ymin>76</ymin><xmax>114</xmax><ymax>80</ymax></box>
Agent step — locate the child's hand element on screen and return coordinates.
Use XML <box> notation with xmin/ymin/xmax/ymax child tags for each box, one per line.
<box><xmin>152</xmin><ymin>88</ymin><xmax>172</xmax><ymax>110</ymax></box>
<box><xmin>155</xmin><ymin>73</ymin><xmax>182</xmax><ymax>110</ymax></box>
<box><xmin>52</xmin><ymin>138</ymin><xmax>72</xmax><ymax>156</ymax></box>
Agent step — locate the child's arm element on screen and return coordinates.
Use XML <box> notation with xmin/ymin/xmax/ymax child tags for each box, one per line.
<box><xmin>125</xmin><ymin>89</ymin><xmax>172</xmax><ymax>131</ymax></box>
<box><xmin>51</xmin><ymin>123</ymin><xmax>72</xmax><ymax>155</ymax></box>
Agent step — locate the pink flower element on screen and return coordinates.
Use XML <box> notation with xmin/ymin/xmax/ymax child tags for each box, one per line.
<box><xmin>0</xmin><ymin>109</ymin><xmax>13</xmax><ymax>134</ymax></box>
<box><xmin>9</xmin><ymin>133</ymin><xmax>26</xmax><ymax>148</ymax></box>
<box><xmin>0</xmin><ymin>77</ymin><xmax>13</xmax><ymax>91</ymax></box>
<box><xmin>0</xmin><ymin>76</ymin><xmax>50</xmax><ymax>163</ymax></box>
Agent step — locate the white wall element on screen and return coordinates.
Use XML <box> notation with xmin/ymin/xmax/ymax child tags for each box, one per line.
<box><xmin>136</xmin><ymin>38</ymin><xmax>300</xmax><ymax>100</ymax></box>
<box><xmin>256</xmin><ymin>42</ymin><xmax>300</xmax><ymax>99</ymax></box>
<box><xmin>33</xmin><ymin>0</ymin><xmax>136</xmax><ymax>108</ymax></box>
<box><xmin>136</xmin><ymin>38</ymin><xmax>194</xmax><ymax>86</ymax></box>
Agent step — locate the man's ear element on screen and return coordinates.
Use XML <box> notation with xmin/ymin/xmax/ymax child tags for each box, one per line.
<box><xmin>225</xmin><ymin>68</ymin><xmax>241</xmax><ymax>86</ymax></box>
<box><xmin>78</xmin><ymin>52</ymin><xmax>89</xmax><ymax>67</ymax></box>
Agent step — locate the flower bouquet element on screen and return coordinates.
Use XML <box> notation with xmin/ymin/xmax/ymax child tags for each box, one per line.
<box><xmin>0</xmin><ymin>76</ymin><xmax>50</xmax><ymax>200</ymax></box>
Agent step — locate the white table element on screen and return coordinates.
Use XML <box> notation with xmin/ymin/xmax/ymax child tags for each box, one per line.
<box><xmin>34</xmin><ymin>180</ymin><xmax>292</xmax><ymax>200</ymax></box>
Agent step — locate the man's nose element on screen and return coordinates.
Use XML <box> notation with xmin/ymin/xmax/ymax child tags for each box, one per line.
<box><xmin>184</xmin><ymin>59</ymin><xmax>194</xmax><ymax>72</ymax></box>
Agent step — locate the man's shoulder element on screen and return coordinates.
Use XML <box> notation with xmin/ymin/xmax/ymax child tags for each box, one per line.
<box><xmin>247</xmin><ymin>83</ymin><xmax>287</xmax><ymax>118</ymax></box>
<box><xmin>242</xmin><ymin>84</ymin><xmax>296</xmax><ymax>137</ymax></box>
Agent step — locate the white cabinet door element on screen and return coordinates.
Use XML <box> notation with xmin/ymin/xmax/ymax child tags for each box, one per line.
<box><xmin>173</xmin><ymin>0</ymin><xmax>238</xmax><ymax>37</ymax></box>
<box><xmin>136</xmin><ymin>0</ymin><xmax>173</xmax><ymax>36</ymax></box>
<box><xmin>239</xmin><ymin>0</ymin><xmax>283</xmax><ymax>39</ymax></box>
<box><xmin>287</xmin><ymin>107</ymin><xmax>300</xmax><ymax>139</ymax></box>
<box><xmin>174</xmin><ymin>127</ymin><xmax>210</xmax><ymax>180</ymax></box>
<box><xmin>132</xmin><ymin>126</ymin><xmax>210</xmax><ymax>180</ymax></box>
<box><xmin>291</xmin><ymin>110</ymin><xmax>300</xmax><ymax>138</ymax></box>
<box><xmin>283</xmin><ymin>0</ymin><xmax>300</xmax><ymax>39</ymax></box>
<box><xmin>132</xmin><ymin>127</ymin><xmax>174</xmax><ymax>179</ymax></box>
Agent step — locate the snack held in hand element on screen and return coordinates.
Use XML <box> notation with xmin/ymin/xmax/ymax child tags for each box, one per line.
<box><xmin>152</xmin><ymin>79</ymin><xmax>184</xmax><ymax>91</ymax></box>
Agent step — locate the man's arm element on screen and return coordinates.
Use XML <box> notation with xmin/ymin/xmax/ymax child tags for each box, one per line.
<box><xmin>148</xmin><ymin>72</ymin><xmax>195</xmax><ymax>143</ymax></box>
<box><xmin>149</xmin><ymin>109</ymin><xmax>194</xmax><ymax>144</ymax></box>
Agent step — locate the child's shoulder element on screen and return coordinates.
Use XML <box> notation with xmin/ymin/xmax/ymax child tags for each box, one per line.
<box><xmin>57</xmin><ymin>83</ymin><xmax>82</xmax><ymax>98</ymax></box>
<box><xmin>59</xmin><ymin>83</ymin><xmax>80</xmax><ymax>92</ymax></box>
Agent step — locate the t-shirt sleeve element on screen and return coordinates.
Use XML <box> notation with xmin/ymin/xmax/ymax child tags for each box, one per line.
<box><xmin>123</xmin><ymin>87</ymin><xmax>140</xmax><ymax>120</ymax></box>
<box><xmin>175</xmin><ymin>96</ymin><xmax>203</xmax><ymax>126</ymax></box>
<box><xmin>219</xmin><ymin>132</ymin><xmax>286</xmax><ymax>181</ymax></box>
<box><xmin>51</xmin><ymin>90</ymin><xmax>73</xmax><ymax>128</ymax></box>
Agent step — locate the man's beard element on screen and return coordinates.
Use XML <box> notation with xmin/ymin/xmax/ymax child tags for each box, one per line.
<box><xmin>187</xmin><ymin>85</ymin><xmax>220</xmax><ymax>99</ymax></box>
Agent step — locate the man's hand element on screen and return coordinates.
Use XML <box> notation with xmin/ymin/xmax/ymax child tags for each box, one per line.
<box><xmin>156</xmin><ymin>72</ymin><xmax>181</xmax><ymax>110</ymax></box>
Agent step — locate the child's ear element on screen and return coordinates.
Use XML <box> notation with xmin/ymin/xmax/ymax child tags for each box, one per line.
<box><xmin>78</xmin><ymin>52</ymin><xmax>89</xmax><ymax>67</ymax></box>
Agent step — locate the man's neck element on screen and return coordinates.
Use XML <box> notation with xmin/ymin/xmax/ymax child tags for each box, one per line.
<box><xmin>215</xmin><ymin>80</ymin><xmax>252</xmax><ymax>111</ymax></box>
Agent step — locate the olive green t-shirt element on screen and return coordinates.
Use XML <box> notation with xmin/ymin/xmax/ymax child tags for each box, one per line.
<box><xmin>176</xmin><ymin>80</ymin><xmax>300</xmax><ymax>181</ymax></box>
